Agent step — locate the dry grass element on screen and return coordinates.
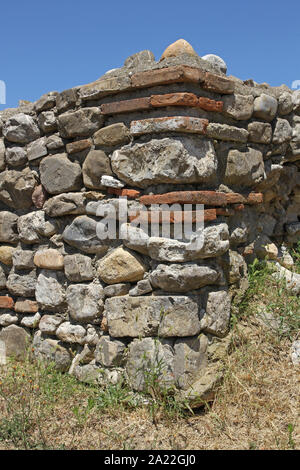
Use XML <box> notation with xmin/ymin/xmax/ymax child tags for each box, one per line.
<box><xmin>0</xmin><ymin>258</ymin><xmax>299</xmax><ymax>450</ymax></box>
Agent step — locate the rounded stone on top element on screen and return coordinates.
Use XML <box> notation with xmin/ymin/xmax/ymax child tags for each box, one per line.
<box><xmin>160</xmin><ymin>39</ymin><xmax>198</xmax><ymax>61</ymax></box>
<box><xmin>202</xmin><ymin>54</ymin><xmax>227</xmax><ymax>74</ymax></box>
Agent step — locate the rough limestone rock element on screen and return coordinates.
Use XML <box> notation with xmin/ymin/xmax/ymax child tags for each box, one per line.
<box><xmin>272</xmin><ymin>118</ymin><xmax>293</xmax><ymax>144</ymax></box>
<box><xmin>223</xmin><ymin>94</ymin><xmax>254</xmax><ymax>120</ymax></box>
<box><xmin>228</xmin><ymin>250</ymin><xmax>247</xmax><ymax>284</ymax></box>
<box><xmin>7</xmin><ymin>269</ymin><xmax>37</xmax><ymax>297</ymax></box>
<box><xmin>58</xmin><ymin>108</ymin><xmax>104</xmax><ymax>138</ymax></box>
<box><xmin>0</xmin><ymin>168</ymin><xmax>37</xmax><ymax>209</ymax></box>
<box><xmin>97</xmin><ymin>247</ymin><xmax>146</xmax><ymax>284</ymax></box>
<box><xmin>0</xmin><ymin>139</ymin><xmax>6</xmax><ymax>170</ymax></box>
<box><xmin>160</xmin><ymin>39</ymin><xmax>198</xmax><ymax>60</ymax></box>
<box><xmin>150</xmin><ymin>263</ymin><xmax>221</xmax><ymax>292</ymax></box>
<box><xmin>105</xmin><ymin>295</ymin><xmax>201</xmax><ymax>338</ymax></box>
<box><xmin>46</xmin><ymin>134</ymin><xmax>64</xmax><ymax>150</ymax></box>
<box><xmin>14</xmin><ymin>299</ymin><xmax>39</xmax><ymax>313</ymax></box>
<box><xmin>5</xmin><ymin>146</ymin><xmax>27</xmax><ymax>167</ymax></box>
<box><xmin>56</xmin><ymin>322</ymin><xmax>86</xmax><ymax>345</ymax></box>
<box><xmin>37</xmin><ymin>111</ymin><xmax>57</xmax><ymax>133</ymax></box>
<box><xmin>0</xmin><ymin>246</ymin><xmax>15</xmax><ymax>266</ymax></box>
<box><xmin>66</xmin><ymin>283</ymin><xmax>104</xmax><ymax>323</ymax></box>
<box><xmin>0</xmin><ymin>266</ymin><xmax>7</xmax><ymax>290</ymax></box>
<box><xmin>253</xmin><ymin>94</ymin><xmax>278</xmax><ymax>121</ymax></box>
<box><xmin>93</xmin><ymin>123</ymin><xmax>130</xmax><ymax>147</ymax></box>
<box><xmin>278</xmin><ymin>92</ymin><xmax>293</xmax><ymax>116</ymax></box>
<box><xmin>95</xmin><ymin>336</ymin><xmax>126</xmax><ymax>367</ymax></box>
<box><xmin>0</xmin><ymin>325</ymin><xmax>31</xmax><ymax>364</ymax></box>
<box><xmin>206</xmin><ymin>123</ymin><xmax>248</xmax><ymax>142</ymax></box>
<box><xmin>0</xmin><ymin>211</ymin><xmax>18</xmax><ymax>243</ymax></box>
<box><xmin>129</xmin><ymin>279</ymin><xmax>153</xmax><ymax>296</ymax></box>
<box><xmin>272</xmin><ymin>263</ymin><xmax>300</xmax><ymax>295</ymax></box>
<box><xmin>35</xmin><ymin>91</ymin><xmax>58</xmax><ymax>112</ymax></box>
<box><xmin>33</xmin><ymin>331</ymin><xmax>72</xmax><ymax>372</ymax></box>
<box><xmin>202</xmin><ymin>54</ymin><xmax>227</xmax><ymax>74</ymax></box>
<box><xmin>200</xmin><ymin>290</ymin><xmax>231</xmax><ymax>337</ymax></box>
<box><xmin>43</xmin><ymin>192</ymin><xmax>86</xmax><ymax>217</ymax></box>
<box><xmin>12</xmin><ymin>249</ymin><xmax>34</xmax><ymax>270</ymax></box>
<box><xmin>224</xmin><ymin>148</ymin><xmax>265</xmax><ymax>186</ymax></box>
<box><xmin>82</xmin><ymin>150</ymin><xmax>112</xmax><ymax>189</ymax></box>
<box><xmin>71</xmin><ymin>364</ymin><xmax>103</xmax><ymax>384</ymax></box>
<box><xmin>40</xmin><ymin>154</ymin><xmax>82</xmax><ymax>195</ymax></box>
<box><xmin>0</xmin><ymin>314</ymin><xmax>19</xmax><ymax>327</ymax></box>
<box><xmin>27</xmin><ymin>136</ymin><xmax>48</xmax><ymax>161</ymax></box>
<box><xmin>56</xmin><ymin>88</ymin><xmax>78</xmax><ymax>113</ymax></box>
<box><xmin>124</xmin><ymin>49</ymin><xmax>155</xmax><ymax>69</ymax></box>
<box><xmin>64</xmin><ymin>254</ymin><xmax>94</xmax><ymax>282</ymax></box>
<box><xmin>34</xmin><ymin>249</ymin><xmax>64</xmax><ymax>270</ymax></box>
<box><xmin>103</xmin><ymin>283</ymin><xmax>131</xmax><ymax>298</ymax></box>
<box><xmin>35</xmin><ymin>270</ymin><xmax>65</xmax><ymax>310</ymax></box>
<box><xmin>174</xmin><ymin>335</ymin><xmax>208</xmax><ymax>389</ymax></box>
<box><xmin>111</xmin><ymin>137</ymin><xmax>217</xmax><ymax>188</ymax></box>
<box><xmin>122</xmin><ymin>223</ymin><xmax>230</xmax><ymax>262</ymax></box>
<box><xmin>100</xmin><ymin>175</ymin><xmax>124</xmax><ymax>188</ymax></box>
<box><xmin>248</xmin><ymin>122</ymin><xmax>272</xmax><ymax>144</ymax></box>
<box><xmin>2</xmin><ymin>113</ymin><xmax>40</xmax><ymax>144</ymax></box>
<box><xmin>126</xmin><ymin>337</ymin><xmax>175</xmax><ymax>391</ymax></box>
<box><xmin>291</xmin><ymin>340</ymin><xmax>300</xmax><ymax>366</ymax></box>
<box><xmin>20</xmin><ymin>312</ymin><xmax>41</xmax><ymax>329</ymax></box>
<box><xmin>17</xmin><ymin>211</ymin><xmax>56</xmax><ymax>244</ymax></box>
<box><xmin>62</xmin><ymin>216</ymin><xmax>109</xmax><ymax>254</ymax></box>
<box><xmin>39</xmin><ymin>315</ymin><xmax>63</xmax><ymax>335</ymax></box>
<box><xmin>179</xmin><ymin>364</ymin><xmax>223</xmax><ymax>407</ymax></box>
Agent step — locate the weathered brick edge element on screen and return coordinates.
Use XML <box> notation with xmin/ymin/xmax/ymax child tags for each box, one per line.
<box><xmin>101</xmin><ymin>92</ymin><xmax>223</xmax><ymax>115</ymax></box>
<box><xmin>129</xmin><ymin>209</ymin><xmax>218</xmax><ymax>224</ymax></box>
<box><xmin>80</xmin><ymin>65</ymin><xmax>235</xmax><ymax>101</ymax></box>
<box><xmin>139</xmin><ymin>191</ymin><xmax>263</xmax><ymax>206</ymax></box>
<box><xmin>0</xmin><ymin>296</ymin><xmax>15</xmax><ymax>309</ymax></box>
<box><xmin>104</xmin><ymin>190</ymin><xmax>263</xmax><ymax>206</ymax></box>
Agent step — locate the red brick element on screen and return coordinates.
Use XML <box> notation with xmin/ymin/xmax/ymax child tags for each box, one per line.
<box><xmin>130</xmin><ymin>116</ymin><xmax>209</xmax><ymax>136</ymax></box>
<box><xmin>150</xmin><ymin>92</ymin><xmax>198</xmax><ymax>108</ymax></box>
<box><xmin>198</xmin><ymin>97</ymin><xmax>223</xmax><ymax>112</ymax></box>
<box><xmin>203</xmin><ymin>72</ymin><xmax>235</xmax><ymax>94</ymax></box>
<box><xmin>14</xmin><ymin>299</ymin><xmax>39</xmax><ymax>314</ymax></box>
<box><xmin>129</xmin><ymin>208</ymin><xmax>217</xmax><ymax>224</ymax></box>
<box><xmin>131</xmin><ymin>65</ymin><xmax>206</xmax><ymax>88</ymax></box>
<box><xmin>139</xmin><ymin>191</ymin><xmax>228</xmax><ymax>206</ymax></box>
<box><xmin>107</xmin><ymin>188</ymin><xmax>141</xmax><ymax>199</ymax></box>
<box><xmin>0</xmin><ymin>296</ymin><xmax>14</xmax><ymax>309</ymax></box>
<box><xmin>246</xmin><ymin>193</ymin><xmax>263</xmax><ymax>204</ymax></box>
<box><xmin>225</xmin><ymin>192</ymin><xmax>263</xmax><ymax>205</ymax></box>
<box><xmin>101</xmin><ymin>97</ymin><xmax>151</xmax><ymax>115</ymax></box>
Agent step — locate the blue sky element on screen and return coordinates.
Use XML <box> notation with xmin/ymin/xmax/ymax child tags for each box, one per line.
<box><xmin>1</xmin><ymin>0</ymin><xmax>300</xmax><ymax>110</ymax></box>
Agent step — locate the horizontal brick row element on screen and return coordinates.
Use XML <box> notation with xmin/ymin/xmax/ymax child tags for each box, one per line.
<box><xmin>131</xmin><ymin>66</ymin><xmax>235</xmax><ymax>95</ymax></box>
<box><xmin>80</xmin><ymin>65</ymin><xmax>235</xmax><ymax>101</ymax></box>
<box><xmin>139</xmin><ymin>191</ymin><xmax>263</xmax><ymax>206</ymax></box>
<box><xmin>101</xmin><ymin>92</ymin><xmax>223</xmax><ymax>115</ymax></box>
<box><xmin>129</xmin><ymin>209</ymin><xmax>217</xmax><ymax>224</ymax></box>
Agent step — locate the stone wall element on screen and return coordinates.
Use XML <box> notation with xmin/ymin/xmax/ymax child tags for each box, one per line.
<box><xmin>0</xmin><ymin>40</ymin><xmax>299</xmax><ymax>402</ymax></box>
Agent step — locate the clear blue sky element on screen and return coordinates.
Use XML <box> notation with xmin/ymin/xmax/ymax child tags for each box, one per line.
<box><xmin>1</xmin><ymin>0</ymin><xmax>300</xmax><ymax>110</ymax></box>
